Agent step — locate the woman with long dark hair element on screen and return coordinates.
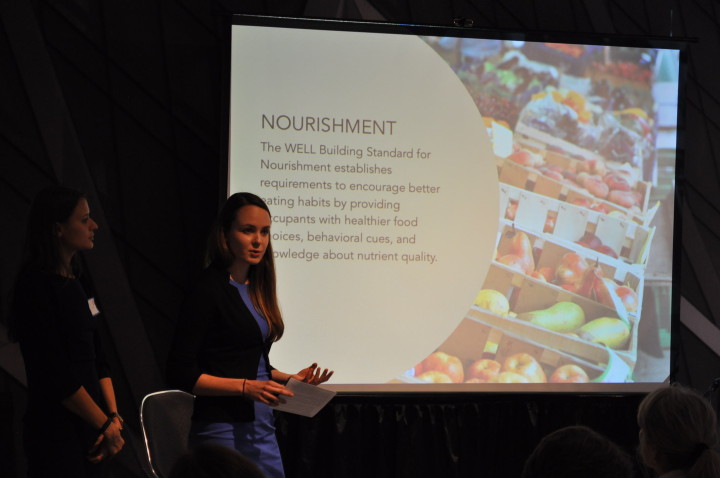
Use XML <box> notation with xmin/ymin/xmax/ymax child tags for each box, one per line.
<box><xmin>10</xmin><ymin>186</ymin><xmax>124</xmax><ymax>477</ymax></box>
<box><xmin>167</xmin><ymin>192</ymin><xmax>332</xmax><ymax>478</ymax></box>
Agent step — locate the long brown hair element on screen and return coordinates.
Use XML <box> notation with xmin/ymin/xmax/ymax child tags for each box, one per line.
<box><xmin>638</xmin><ymin>385</ymin><xmax>720</xmax><ymax>478</ymax></box>
<box><xmin>206</xmin><ymin>192</ymin><xmax>284</xmax><ymax>341</ymax></box>
<box><xmin>9</xmin><ymin>186</ymin><xmax>86</xmax><ymax>341</ymax></box>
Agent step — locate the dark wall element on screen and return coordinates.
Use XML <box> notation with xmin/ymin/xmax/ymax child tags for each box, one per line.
<box><xmin>2</xmin><ymin>1</ymin><xmax>720</xmax><ymax>477</ymax></box>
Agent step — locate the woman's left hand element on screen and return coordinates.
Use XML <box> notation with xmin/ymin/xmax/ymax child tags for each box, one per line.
<box><xmin>293</xmin><ymin>363</ymin><xmax>334</xmax><ymax>385</ymax></box>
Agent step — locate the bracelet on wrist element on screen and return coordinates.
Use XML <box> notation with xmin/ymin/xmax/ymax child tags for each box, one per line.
<box><xmin>98</xmin><ymin>416</ymin><xmax>114</xmax><ymax>435</ymax></box>
<box><xmin>108</xmin><ymin>411</ymin><xmax>124</xmax><ymax>424</ymax></box>
<box><xmin>242</xmin><ymin>379</ymin><xmax>247</xmax><ymax>397</ymax></box>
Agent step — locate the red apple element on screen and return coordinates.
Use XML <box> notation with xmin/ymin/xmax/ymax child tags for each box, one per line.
<box><xmin>508</xmin><ymin>149</ymin><xmax>543</xmax><ymax>167</ymax></box>
<box><xmin>421</xmin><ymin>352</ymin><xmax>464</xmax><ymax>383</ymax></box>
<box><xmin>595</xmin><ymin>244</ymin><xmax>619</xmax><ymax>259</ymax></box>
<box><xmin>604</xmin><ymin>172</ymin><xmax>632</xmax><ymax>191</ymax></box>
<box><xmin>555</xmin><ymin>253</ymin><xmax>590</xmax><ymax>286</ymax></box>
<box><xmin>530</xmin><ymin>270</ymin><xmax>547</xmax><ymax>282</ymax></box>
<box><xmin>537</xmin><ymin>266</ymin><xmax>556</xmax><ymax>282</ymax></box>
<box><xmin>571</xmin><ymin>197</ymin><xmax>593</xmax><ymax>208</ymax></box>
<box><xmin>608</xmin><ymin>190</ymin><xmax>637</xmax><ymax>208</ymax></box>
<box><xmin>540</xmin><ymin>168</ymin><xmax>564</xmax><ymax>181</ymax></box>
<box><xmin>615</xmin><ymin>286</ymin><xmax>639</xmax><ymax>313</ymax></box>
<box><xmin>560</xmin><ymin>283</ymin><xmax>578</xmax><ymax>293</ymax></box>
<box><xmin>502</xmin><ymin>353</ymin><xmax>546</xmax><ymax>383</ymax></box>
<box><xmin>466</xmin><ymin>359</ymin><xmax>501</xmax><ymax>383</ymax></box>
<box><xmin>590</xmin><ymin>203</ymin><xmax>612</xmax><ymax>214</ymax></box>
<box><xmin>584</xmin><ymin>176</ymin><xmax>610</xmax><ymax>199</ymax></box>
<box><xmin>577</xmin><ymin>232</ymin><xmax>602</xmax><ymax>250</ymax></box>
<box><xmin>549</xmin><ymin>364</ymin><xmax>590</xmax><ymax>383</ymax></box>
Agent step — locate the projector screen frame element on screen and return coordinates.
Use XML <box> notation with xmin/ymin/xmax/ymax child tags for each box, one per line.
<box><xmin>223</xmin><ymin>14</ymin><xmax>689</xmax><ymax>395</ymax></box>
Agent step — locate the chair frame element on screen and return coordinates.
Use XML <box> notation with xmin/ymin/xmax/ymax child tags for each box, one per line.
<box><xmin>139</xmin><ymin>389</ymin><xmax>195</xmax><ymax>478</ymax></box>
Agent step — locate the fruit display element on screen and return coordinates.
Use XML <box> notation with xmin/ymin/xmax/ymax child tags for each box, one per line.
<box><xmin>452</xmin><ymin>49</ymin><xmax>561</xmax><ymax>128</ymax></box>
<box><xmin>401</xmin><ymin>316</ymin><xmax>607</xmax><ymax>385</ymax></box>
<box><xmin>499</xmin><ymin>142</ymin><xmax>650</xmax><ymax>223</ymax></box>
<box><xmin>402</xmin><ymin>39</ymin><xmax>669</xmax><ymax>387</ymax></box>
<box><xmin>414</xmin><ymin>351</ymin><xmax>465</xmax><ymax>383</ymax></box>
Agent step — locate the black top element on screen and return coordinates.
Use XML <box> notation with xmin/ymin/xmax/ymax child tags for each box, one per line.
<box><xmin>13</xmin><ymin>271</ymin><xmax>109</xmax><ymax>440</ymax></box>
<box><xmin>167</xmin><ymin>266</ymin><xmax>274</xmax><ymax>422</ymax></box>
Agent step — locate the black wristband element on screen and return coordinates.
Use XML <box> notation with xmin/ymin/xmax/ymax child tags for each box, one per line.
<box><xmin>98</xmin><ymin>416</ymin><xmax>114</xmax><ymax>435</ymax></box>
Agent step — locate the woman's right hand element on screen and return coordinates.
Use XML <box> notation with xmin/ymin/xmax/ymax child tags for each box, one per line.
<box><xmin>87</xmin><ymin>420</ymin><xmax>124</xmax><ymax>463</ymax></box>
<box><xmin>243</xmin><ymin>379</ymin><xmax>293</xmax><ymax>405</ymax></box>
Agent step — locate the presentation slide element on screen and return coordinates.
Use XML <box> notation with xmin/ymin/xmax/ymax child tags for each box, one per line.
<box><xmin>228</xmin><ymin>18</ymin><xmax>681</xmax><ymax>392</ymax></box>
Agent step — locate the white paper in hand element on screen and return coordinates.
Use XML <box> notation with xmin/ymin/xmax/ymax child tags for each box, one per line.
<box><xmin>269</xmin><ymin>378</ymin><xmax>336</xmax><ymax>418</ymax></box>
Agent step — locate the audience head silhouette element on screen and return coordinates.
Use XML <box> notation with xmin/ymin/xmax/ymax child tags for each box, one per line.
<box><xmin>168</xmin><ymin>443</ymin><xmax>265</xmax><ymax>478</ymax></box>
<box><xmin>637</xmin><ymin>384</ymin><xmax>720</xmax><ymax>478</ymax></box>
<box><xmin>521</xmin><ymin>425</ymin><xmax>633</xmax><ymax>478</ymax></box>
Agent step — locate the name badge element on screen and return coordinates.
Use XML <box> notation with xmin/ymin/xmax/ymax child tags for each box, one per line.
<box><xmin>88</xmin><ymin>297</ymin><xmax>100</xmax><ymax>317</ymax></box>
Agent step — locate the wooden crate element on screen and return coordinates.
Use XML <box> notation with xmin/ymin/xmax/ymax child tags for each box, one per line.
<box><xmin>400</xmin><ymin>314</ymin><xmax>620</xmax><ymax>384</ymax></box>
<box><xmin>509</xmin><ymin>123</ymin><xmax>656</xmax><ymax>225</ymax></box>
<box><xmin>495</xmin><ymin>221</ymin><xmax>646</xmax><ymax>297</ymax></box>
<box><xmin>499</xmin><ymin>185</ymin><xmax>655</xmax><ymax>266</ymax></box>
<box><xmin>480</xmin><ymin>262</ymin><xmax>640</xmax><ymax>369</ymax></box>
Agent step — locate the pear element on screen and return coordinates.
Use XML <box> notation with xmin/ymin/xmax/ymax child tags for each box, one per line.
<box><xmin>500</xmin><ymin>225</ymin><xmax>534</xmax><ymax>274</ymax></box>
<box><xmin>474</xmin><ymin>289</ymin><xmax>510</xmax><ymax>316</ymax></box>
<box><xmin>578</xmin><ymin>317</ymin><xmax>631</xmax><ymax>349</ymax></box>
<box><xmin>517</xmin><ymin>301</ymin><xmax>585</xmax><ymax>333</ymax></box>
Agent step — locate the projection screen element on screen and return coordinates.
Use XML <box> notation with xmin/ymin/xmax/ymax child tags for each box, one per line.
<box><xmin>227</xmin><ymin>16</ymin><xmax>684</xmax><ymax>392</ymax></box>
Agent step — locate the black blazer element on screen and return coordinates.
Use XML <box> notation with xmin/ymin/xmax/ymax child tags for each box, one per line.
<box><xmin>167</xmin><ymin>266</ymin><xmax>274</xmax><ymax>422</ymax></box>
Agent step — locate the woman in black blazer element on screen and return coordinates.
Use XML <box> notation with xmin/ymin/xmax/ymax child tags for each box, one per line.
<box><xmin>168</xmin><ymin>192</ymin><xmax>332</xmax><ymax>478</ymax></box>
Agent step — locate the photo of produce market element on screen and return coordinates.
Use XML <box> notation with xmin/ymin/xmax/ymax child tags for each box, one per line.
<box><xmin>401</xmin><ymin>38</ymin><xmax>679</xmax><ymax>385</ymax></box>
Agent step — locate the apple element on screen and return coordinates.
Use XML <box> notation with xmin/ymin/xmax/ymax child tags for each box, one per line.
<box><xmin>577</xmin><ymin>232</ymin><xmax>602</xmax><ymax>250</ymax></box>
<box><xmin>608</xmin><ymin>190</ymin><xmax>637</xmax><ymax>208</ymax></box>
<box><xmin>604</xmin><ymin>172</ymin><xmax>632</xmax><ymax>191</ymax></box>
<box><xmin>466</xmin><ymin>359</ymin><xmax>501</xmax><ymax>383</ymax></box>
<box><xmin>530</xmin><ymin>270</ymin><xmax>547</xmax><ymax>282</ymax></box>
<box><xmin>508</xmin><ymin>149</ymin><xmax>543</xmax><ymax>167</ymax></box>
<box><xmin>595</xmin><ymin>244</ymin><xmax>619</xmax><ymax>259</ymax></box>
<box><xmin>584</xmin><ymin>176</ymin><xmax>610</xmax><ymax>199</ymax></box>
<box><xmin>615</xmin><ymin>285</ymin><xmax>639</xmax><ymax>313</ymax></box>
<box><xmin>590</xmin><ymin>203</ymin><xmax>612</xmax><ymax>214</ymax></box>
<box><xmin>555</xmin><ymin>253</ymin><xmax>590</xmax><ymax>286</ymax></box>
<box><xmin>536</xmin><ymin>266</ymin><xmax>555</xmax><ymax>282</ymax></box>
<box><xmin>490</xmin><ymin>371</ymin><xmax>530</xmax><ymax>383</ymax></box>
<box><xmin>420</xmin><ymin>351</ymin><xmax>464</xmax><ymax>383</ymax></box>
<box><xmin>540</xmin><ymin>167</ymin><xmax>564</xmax><ymax>181</ymax></box>
<box><xmin>549</xmin><ymin>364</ymin><xmax>590</xmax><ymax>383</ymax></box>
<box><xmin>571</xmin><ymin>197</ymin><xmax>592</xmax><ymax>208</ymax></box>
<box><xmin>559</xmin><ymin>283</ymin><xmax>578</xmax><ymax>293</ymax></box>
<box><xmin>417</xmin><ymin>371</ymin><xmax>453</xmax><ymax>383</ymax></box>
<box><xmin>502</xmin><ymin>353</ymin><xmax>546</xmax><ymax>383</ymax></box>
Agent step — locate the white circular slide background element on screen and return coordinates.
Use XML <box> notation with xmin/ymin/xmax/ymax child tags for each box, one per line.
<box><xmin>229</xmin><ymin>26</ymin><xmax>499</xmax><ymax>383</ymax></box>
